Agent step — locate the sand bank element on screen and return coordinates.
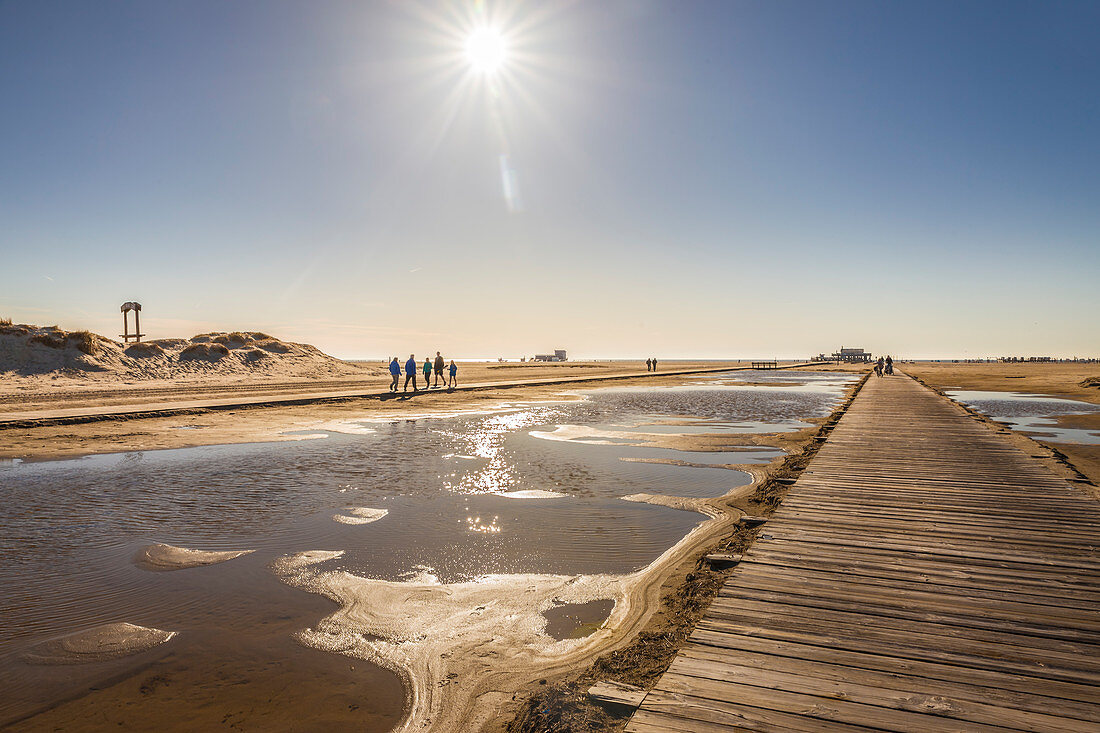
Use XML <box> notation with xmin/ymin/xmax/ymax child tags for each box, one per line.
<box><xmin>22</xmin><ymin>623</ymin><xmax>176</xmax><ymax>665</ymax></box>
<box><xmin>133</xmin><ymin>543</ymin><xmax>254</xmax><ymax>571</ymax></box>
<box><xmin>0</xmin><ymin>369</ymin><xmax>814</xmax><ymax>462</ymax></box>
<box><xmin>333</xmin><ymin>507</ymin><xmax>389</xmax><ymax>525</ymax></box>
<box><xmin>273</xmin><ymin>493</ymin><xmax>726</xmax><ymax>733</ymax></box>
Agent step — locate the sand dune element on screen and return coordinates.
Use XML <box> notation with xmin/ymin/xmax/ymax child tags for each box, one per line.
<box><xmin>0</xmin><ymin>323</ymin><xmax>368</xmax><ymax>382</ymax></box>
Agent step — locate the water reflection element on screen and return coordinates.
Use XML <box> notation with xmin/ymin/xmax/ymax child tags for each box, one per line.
<box><xmin>948</xmin><ymin>389</ymin><xmax>1100</xmax><ymax>444</ymax></box>
<box><xmin>0</xmin><ymin>369</ymin><xmax>854</xmax><ymax>727</ymax></box>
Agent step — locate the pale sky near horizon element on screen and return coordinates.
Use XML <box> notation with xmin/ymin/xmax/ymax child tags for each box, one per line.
<box><xmin>2</xmin><ymin>1</ymin><xmax>1098</xmax><ymax>360</ymax></box>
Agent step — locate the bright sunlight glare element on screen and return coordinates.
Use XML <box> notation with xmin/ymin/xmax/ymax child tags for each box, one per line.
<box><xmin>465</xmin><ymin>27</ymin><xmax>507</xmax><ymax>74</ymax></box>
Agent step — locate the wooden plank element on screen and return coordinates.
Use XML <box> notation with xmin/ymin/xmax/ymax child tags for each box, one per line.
<box><xmin>740</xmin><ymin>551</ymin><xmax>1100</xmax><ymax>608</ymax></box>
<box><xmin>665</xmin><ymin>654</ymin><xmax>1088</xmax><ymax>732</ymax></box>
<box><xmin>753</xmin><ymin>532</ymin><xmax>1100</xmax><ymax>571</ymax></box>
<box><xmin>721</xmin><ymin>565</ymin><xmax>1100</xmax><ymax>627</ymax></box>
<box><xmin>675</xmin><ymin>643</ymin><xmax>1100</xmax><ymax>724</ymax></box>
<box><xmin>630</xmin><ymin>691</ymin><xmax>887</xmax><ymax>733</ymax></box>
<box><xmin>653</xmin><ymin>674</ymin><xmax>1014</xmax><ymax>733</ymax></box>
<box><xmin>588</xmin><ymin>680</ymin><xmax>646</xmax><ymax>709</ymax></box>
<box><xmin>627</xmin><ymin>373</ymin><xmax>1100</xmax><ymax>732</ymax></box>
<box><xmin>712</xmin><ymin>590</ymin><xmax>1100</xmax><ymax>645</ymax></box>
<box><xmin>745</xmin><ymin>542</ymin><xmax>1100</xmax><ymax>584</ymax></box>
<box><xmin>686</xmin><ymin>629</ymin><xmax>1100</xmax><ymax>705</ymax></box>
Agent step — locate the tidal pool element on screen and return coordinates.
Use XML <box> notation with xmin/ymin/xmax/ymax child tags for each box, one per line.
<box><xmin>947</xmin><ymin>389</ymin><xmax>1100</xmax><ymax>445</ymax></box>
<box><xmin>0</xmin><ymin>369</ymin><xmax>854</xmax><ymax>729</ymax></box>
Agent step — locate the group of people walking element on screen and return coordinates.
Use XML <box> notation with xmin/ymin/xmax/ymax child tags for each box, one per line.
<box><xmin>388</xmin><ymin>352</ymin><xmax>457</xmax><ymax>392</ymax></box>
<box><xmin>874</xmin><ymin>355</ymin><xmax>894</xmax><ymax>377</ymax></box>
<box><xmin>645</xmin><ymin>357</ymin><xmax>659</xmax><ymax>371</ymax></box>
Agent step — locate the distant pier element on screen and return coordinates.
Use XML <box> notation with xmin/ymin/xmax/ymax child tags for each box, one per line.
<box><xmin>627</xmin><ymin>373</ymin><xmax>1100</xmax><ymax>732</ymax></box>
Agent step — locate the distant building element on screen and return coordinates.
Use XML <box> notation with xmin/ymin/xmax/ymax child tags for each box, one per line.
<box><xmin>534</xmin><ymin>349</ymin><xmax>568</xmax><ymax>362</ymax></box>
<box><xmin>831</xmin><ymin>346</ymin><xmax>872</xmax><ymax>363</ymax></box>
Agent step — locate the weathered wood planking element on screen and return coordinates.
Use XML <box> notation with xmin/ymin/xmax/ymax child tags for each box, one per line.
<box><xmin>626</xmin><ymin>373</ymin><xmax>1100</xmax><ymax>732</ymax></box>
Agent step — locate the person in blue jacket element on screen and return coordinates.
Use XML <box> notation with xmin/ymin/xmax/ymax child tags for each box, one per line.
<box><xmin>388</xmin><ymin>357</ymin><xmax>400</xmax><ymax>392</ymax></box>
<box><xmin>404</xmin><ymin>354</ymin><xmax>419</xmax><ymax>392</ymax></box>
<box><xmin>447</xmin><ymin>359</ymin><xmax>457</xmax><ymax>389</ymax></box>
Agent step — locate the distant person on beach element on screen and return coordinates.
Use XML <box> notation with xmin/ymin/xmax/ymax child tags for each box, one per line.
<box><xmin>448</xmin><ymin>359</ymin><xmax>457</xmax><ymax>388</ymax></box>
<box><xmin>388</xmin><ymin>357</ymin><xmax>400</xmax><ymax>392</ymax></box>
<box><xmin>651</xmin><ymin>357</ymin><xmax>658</xmax><ymax>371</ymax></box>
<box><xmin>422</xmin><ymin>356</ymin><xmax>432</xmax><ymax>386</ymax></box>
<box><xmin>885</xmin><ymin>355</ymin><xmax>894</xmax><ymax>375</ymax></box>
<box><xmin>434</xmin><ymin>351</ymin><xmax>445</xmax><ymax>387</ymax></box>
<box><xmin>405</xmin><ymin>354</ymin><xmax>418</xmax><ymax>392</ymax></box>
<box><xmin>645</xmin><ymin>358</ymin><xmax>652</xmax><ymax>372</ymax></box>
<box><xmin>875</xmin><ymin>356</ymin><xmax>884</xmax><ymax>377</ymax></box>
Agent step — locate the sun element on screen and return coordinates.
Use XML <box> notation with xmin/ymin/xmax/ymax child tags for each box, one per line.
<box><xmin>464</xmin><ymin>27</ymin><xmax>507</xmax><ymax>74</ymax></box>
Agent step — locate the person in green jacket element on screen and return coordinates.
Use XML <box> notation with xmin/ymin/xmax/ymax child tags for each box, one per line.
<box><xmin>422</xmin><ymin>357</ymin><xmax>432</xmax><ymax>386</ymax></box>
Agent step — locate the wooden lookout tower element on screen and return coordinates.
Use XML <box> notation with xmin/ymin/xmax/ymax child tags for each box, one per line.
<box><xmin>120</xmin><ymin>302</ymin><xmax>144</xmax><ymax>343</ymax></box>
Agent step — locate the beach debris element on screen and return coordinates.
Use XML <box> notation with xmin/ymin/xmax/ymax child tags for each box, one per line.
<box><xmin>587</xmin><ymin>680</ymin><xmax>646</xmax><ymax>710</ymax></box>
<box><xmin>738</xmin><ymin>515</ymin><xmax>768</xmax><ymax>527</ymax></box>
<box><xmin>22</xmin><ymin>622</ymin><xmax>176</xmax><ymax>665</ymax></box>
<box><xmin>704</xmin><ymin>552</ymin><xmax>742</xmax><ymax>567</ymax></box>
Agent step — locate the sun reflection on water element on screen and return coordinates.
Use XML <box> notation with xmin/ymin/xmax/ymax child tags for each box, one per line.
<box><xmin>465</xmin><ymin>515</ymin><xmax>502</xmax><ymax>534</ymax></box>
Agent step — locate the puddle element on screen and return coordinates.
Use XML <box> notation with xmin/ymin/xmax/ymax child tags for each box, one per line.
<box><xmin>543</xmin><ymin>599</ymin><xmax>616</xmax><ymax>641</ymax></box>
<box><xmin>0</xmin><ymin>369</ymin><xmax>855</xmax><ymax>727</ymax></box>
<box><xmin>947</xmin><ymin>390</ymin><xmax>1100</xmax><ymax>445</ymax></box>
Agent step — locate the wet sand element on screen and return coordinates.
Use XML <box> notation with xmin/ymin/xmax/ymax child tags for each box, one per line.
<box><xmin>0</xmin><ymin>369</ymin><xmax>813</xmax><ymax>462</ymax></box>
<box><xmin>0</xmin><ymin>361</ymin><xmax>753</xmax><ymax>414</ymax></box>
<box><xmin>906</xmin><ymin>362</ymin><xmax>1100</xmax><ymax>487</ymax></box>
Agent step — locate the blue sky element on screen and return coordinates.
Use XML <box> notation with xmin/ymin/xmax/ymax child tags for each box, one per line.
<box><xmin>2</xmin><ymin>0</ymin><xmax>1097</xmax><ymax>359</ymax></box>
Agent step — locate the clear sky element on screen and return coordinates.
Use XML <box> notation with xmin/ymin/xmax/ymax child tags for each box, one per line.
<box><xmin>2</xmin><ymin>0</ymin><xmax>1097</xmax><ymax>359</ymax></box>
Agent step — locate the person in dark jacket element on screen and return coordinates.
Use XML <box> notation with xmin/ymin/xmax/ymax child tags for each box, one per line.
<box><xmin>388</xmin><ymin>357</ymin><xmax>400</xmax><ymax>392</ymax></box>
<box><xmin>434</xmin><ymin>352</ymin><xmax>445</xmax><ymax>387</ymax></box>
<box><xmin>404</xmin><ymin>354</ymin><xmax>418</xmax><ymax>392</ymax></box>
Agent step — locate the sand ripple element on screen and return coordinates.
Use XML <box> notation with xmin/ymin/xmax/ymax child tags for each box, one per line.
<box><xmin>22</xmin><ymin>622</ymin><xmax>176</xmax><ymax>665</ymax></box>
<box><xmin>134</xmin><ymin>543</ymin><xmax>254</xmax><ymax>571</ymax></box>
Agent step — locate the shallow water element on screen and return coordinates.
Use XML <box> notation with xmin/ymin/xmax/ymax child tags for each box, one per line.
<box><xmin>947</xmin><ymin>389</ymin><xmax>1100</xmax><ymax>444</ymax></box>
<box><xmin>0</xmin><ymin>369</ymin><xmax>854</xmax><ymax>727</ymax></box>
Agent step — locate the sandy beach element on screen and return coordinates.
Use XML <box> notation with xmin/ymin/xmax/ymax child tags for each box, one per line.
<box><xmin>0</xmin><ymin>361</ymin><xmax>802</xmax><ymax>460</ymax></box>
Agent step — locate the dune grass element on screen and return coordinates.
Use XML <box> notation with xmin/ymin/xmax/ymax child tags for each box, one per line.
<box><xmin>29</xmin><ymin>333</ymin><xmax>67</xmax><ymax>349</ymax></box>
<box><xmin>67</xmin><ymin>330</ymin><xmax>99</xmax><ymax>355</ymax></box>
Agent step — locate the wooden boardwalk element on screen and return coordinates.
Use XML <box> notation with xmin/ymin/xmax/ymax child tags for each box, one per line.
<box><xmin>626</xmin><ymin>373</ymin><xmax>1100</xmax><ymax>732</ymax></box>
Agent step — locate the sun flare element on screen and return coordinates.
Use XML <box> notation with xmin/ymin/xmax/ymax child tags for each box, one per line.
<box><xmin>464</xmin><ymin>27</ymin><xmax>507</xmax><ymax>74</ymax></box>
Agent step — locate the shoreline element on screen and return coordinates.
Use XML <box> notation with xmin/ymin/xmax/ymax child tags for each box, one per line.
<box><xmin>0</xmin><ymin>362</ymin><xmax>822</xmax><ymax>430</ymax></box>
<box><xmin>0</xmin><ymin>364</ymin><xmax>830</xmax><ymax>463</ymax></box>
